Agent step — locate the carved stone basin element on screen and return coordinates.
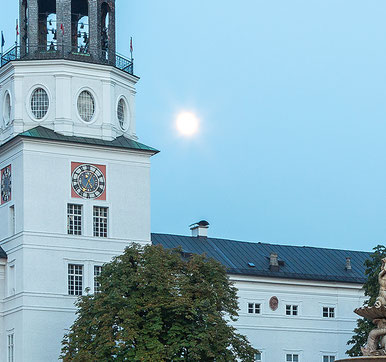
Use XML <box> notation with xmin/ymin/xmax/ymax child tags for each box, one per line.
<box><xmin>355</xmin><ymin>306</ymin><xmax>386</xmax><ymax>320</ymax></box>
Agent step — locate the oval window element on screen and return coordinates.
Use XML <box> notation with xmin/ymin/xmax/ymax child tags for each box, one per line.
<box><xmin>30</xmin><ymin>88</ymin><xmax>49</xmax><ymax>120</ymax></box>
<box><xmin>117</xmin><ymin>98</ymin><xmax>126</xmax><ymax>130</ymax></box>
<box><xmin>77</xmin><ymin>90</ymin><xmax>95</xmax><ymax>122</ymax></box>
<box><xmin>3</xmin><ymin>92</ymin><xmax>11</xmax><ymax>125</ymax></box>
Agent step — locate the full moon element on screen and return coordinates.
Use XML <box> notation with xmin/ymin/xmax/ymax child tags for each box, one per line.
<box><xmin>176</xmin><ymin>112</ymin><xmax>200</xmax><ymax>136</ymax></box>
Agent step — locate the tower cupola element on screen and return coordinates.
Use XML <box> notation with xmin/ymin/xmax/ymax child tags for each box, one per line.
<box><xmin>19</xmin><ymin>0</ymin><xmax>118</xmax><ymax>67</ymax></box>
<box><xmin>0</xmin><ymin>0</ymin><xmax>137</xmax><ymax>143</ymax></box>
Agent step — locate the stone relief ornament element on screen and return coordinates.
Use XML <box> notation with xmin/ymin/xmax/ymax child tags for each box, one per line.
<box><xmin>355</xmin><ymin>258</ymin><xmax>386</xmax><ymax>356</ymax></box>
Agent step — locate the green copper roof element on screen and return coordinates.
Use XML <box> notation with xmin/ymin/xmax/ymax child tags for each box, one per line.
<box><xmin>18</xmin><ymin>126</ymin><xmax>159</xmax><ymax>154</ymax></box>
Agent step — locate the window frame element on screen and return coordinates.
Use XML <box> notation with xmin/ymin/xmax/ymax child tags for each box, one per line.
<box><xmin>7</xmin><ymin>332</ymin><xmax>14</xmax><ymax>362</ymax></box>
<box><xmin>254</xmin><ymin>351</ymin><xmax>262</xmax><ymax>361</ymax></box>
<box><xmin>94</xmin><ymin>265</ymin><xmax>103</xmax><ymax>293</ymax></box>
<box><xmin>248</xmin><ymin>302</ymin><xmax>261</xmax><ymax>314</ymax></box>
<box><xmin>28</xmin><ymin>85</ymin><xmax>50</xmax><ymax>121</ymax></box>
<box><xmin>286</xmin><ymin>353</ymin><xmax>299</xmax><ymax>362</ymax></box>
<box><xmin>68</xmin><ymin>264</ymin><xmax>84</xmax><ymax>296</ymax></box>
<box><xmin>322</xmin><ymin>306</ymin><xmax>335</xmax><ymax>318</ymax></box>
<box><xmin>93</xmin><ymin>206</ymin><xmax>108</xmax><ymax>238</ymax></box>
<box><xmin>323</xmin><ymin>355</ymin><xmax>336</xmax><ymax>362</ymax></box>
<box><xmin>67</xmin><ymin>203</ymin><xmax>83</xmax><ymax>236</ymax></box>
<box><xmin>286</xmin><ymin>304</ymin><xmax>298</xmax><ymax>316</ymax></box>
<box><xmin>76</xmin><ymin>87</ymin><xmax>98</xmax><ymax>124</ymax></box>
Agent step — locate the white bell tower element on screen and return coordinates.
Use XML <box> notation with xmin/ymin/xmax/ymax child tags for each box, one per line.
<box><xmin>0</xmin><ymin>1</ymin><xmax>158</xmax><ymax>361</ymax></box>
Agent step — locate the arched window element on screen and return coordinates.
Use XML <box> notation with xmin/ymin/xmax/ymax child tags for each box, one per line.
<box><xmin>71</xmin><ymin>0</ymin><xmax>89</xmax><ymax>53</ymax></box>
<box><xmin>101</xmin><ymin>2</ymin><xmax>110</xmax><ymax>59</ymax></box>
<box><xmin>37</xmin><ymin>0</ymin><xmax>56</xmax><ymax>50</ymax></box>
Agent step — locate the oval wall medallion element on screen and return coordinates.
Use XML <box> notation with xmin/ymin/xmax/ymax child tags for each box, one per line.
<box><xmin>270</xmin><ymin>296</ymin><xmax>279</xmax><ymax>311</ymax></box>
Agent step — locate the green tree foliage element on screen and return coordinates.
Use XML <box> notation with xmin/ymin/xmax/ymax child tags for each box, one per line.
<box><xmin>60</xmin><ymin>244</ymin><xmax>258</xmax><ymax>361</ymax></box>
<box><xmin>346</xmin><ymin>245</ymin><xmax>386</xmax><ymax>356</ymax></box>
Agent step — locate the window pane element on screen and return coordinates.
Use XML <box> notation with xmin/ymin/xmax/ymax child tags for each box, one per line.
<box><xmin>78</xmin><ymin>90</ymin><xmax>95</xmax><ymax>122</ymax></box>
<box><xmin>68</xmin><ymin>264</ymin><xmax>83</xmax><ymax>296</ymax></box>
<box><xmin>94</xmin><ymin>265</ymin><xmax>102</xmax><ymax>293</ymax></box>
<box><xmin>254</xmin><ymin>352</ymin><xmax>261</xmax><ymax>361</ymax></box>
<box><xmin>31</xmin><ymin>88</ymin><xmax>49</xmax><ymax>119</ymax></box>
<box><xmin>93</xmin><ymin>206</ymin><xmax>108</xmax><ymax>237</ymax></box>
<box><xmin>286</xmin><ymin>305</ymin><xmax>291</xmax><ymax>315</ymax></box>
<box><xmin>286</xmin><ymin>354</ymin><xmax>292</xmax><ymax>362</ymax></box>
<box><xmin>67</xmin><ymin>204</ymin><xmax>82</xmax><ymax>235</ymax></box>
<box><xmin>293</xmin><ymin>355</ymin><xmax>298</xmax><ymax>362</ymax></box>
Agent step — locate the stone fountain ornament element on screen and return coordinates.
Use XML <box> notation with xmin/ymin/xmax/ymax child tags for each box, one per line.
<box><xmin>338</xmin><ymin>258</ymin><xmax>386</xmax><ymax>361</ymax></box>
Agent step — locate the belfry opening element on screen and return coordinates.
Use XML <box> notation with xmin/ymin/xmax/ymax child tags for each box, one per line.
<box><xmin>71</xmin><ymin>0</ymin><xmax>89</xmax><ymax>53</ymax></box>
<box><xmin>37</xmin><ymin>0</ymin><xmax>56</xmax><ymax>50</ymax></box>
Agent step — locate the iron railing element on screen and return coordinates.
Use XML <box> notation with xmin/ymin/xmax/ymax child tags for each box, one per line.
<box><xmin>0</xmin><ymin>44</ymin><xmax>134</xmax><ymax>75</ymax></box>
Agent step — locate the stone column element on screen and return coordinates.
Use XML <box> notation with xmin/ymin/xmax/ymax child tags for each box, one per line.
<box><xmin>27</xmin><ymin>0</ymin><xmax>38</xmax><ymax>54</ymax></box>
<box><xmin>57</xmin><ymin>0</ymin><xmax>72</xmax><ymax>55</ymax></box>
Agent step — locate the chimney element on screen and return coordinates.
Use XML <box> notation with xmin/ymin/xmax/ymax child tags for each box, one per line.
<box><xmin>345</xmin><ymin>257</ymin><xmax>352</xmax><ymax>271</ymax></box>
<box><xmin>190</xmin><ymin>220</ymin><xmax>209</xmax><ymax>237</ymax></box>
<box><xmin>269</xmin><ymin>252</ymin><xmax>280</xmax><ymax>272</ymax></box>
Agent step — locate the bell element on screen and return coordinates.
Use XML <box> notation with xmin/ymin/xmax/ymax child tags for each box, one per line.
<box><xmin>80</xmin><ymin>23</ymin><xmax>84</xmax><ymax>29</ymax></box>
<box><xmin>51</xmin><ymin>28</ymin><xmax>55</xmax><ymax>34</ymax></box>
<box><xmin>49</xmin><ymin>19</ymin><xmax>52</xmax><ymax>26</ymax></box>
<box><xmin>78</xmin><ymin>31</ymin><xmax>81</xmax><ymax>38</ymax></box>
<box><xmin>53</xmin><ymin>31</ymin><xmax>57</xmax><ymax>40</ymax></box>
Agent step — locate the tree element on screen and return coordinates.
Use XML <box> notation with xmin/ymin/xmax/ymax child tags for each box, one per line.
<box><xmin>346</xmin><ymin>245</ymin><xmax>386</xmax><ymax>356</ymax></box>
<box><xmin>60</xmin><ymin>244</ymin><xmax>258</xmax><ymax>361</ymax></box>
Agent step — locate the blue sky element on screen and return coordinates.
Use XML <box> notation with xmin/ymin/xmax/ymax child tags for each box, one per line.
<box><xmin>2</xmin><ymin>1</ymin><xmax>386</xmax><ymax>251</ymax></box>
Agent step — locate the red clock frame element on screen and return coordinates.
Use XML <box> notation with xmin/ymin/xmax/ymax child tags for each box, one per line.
<box><xmin>71</xmin><ymin>162</ymin><xmax>106</xmax><ymax>201</ymax></box>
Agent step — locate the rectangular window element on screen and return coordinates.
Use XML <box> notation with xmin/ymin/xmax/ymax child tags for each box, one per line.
<box><xmin>323</xmin><ymin>356</ymin><xmax>335</xmax><ymax>362</ymax></box>
<box><xmin>286</xmin><ymin>305</ymin><xmax>298</xmax><ymax>316</ymax></box>
<box><xmin>9</xmin><ymin>205</ymin><xmax>15</xmax><ymax>236</ymax></box>
<box><xmin>248</xmin><ymin>303</ymin><xmax>261</xmax><ymax>314</ymax></box>
<box><xmin>8</xmin><ymin>264</ymin><xmax>15</xmax><ymax>296</ymax></box>
<box><xmin>8</xmin><ymin>333</ymin><xmax>14</xmax><ymax>362</ymax></box>
<box><xmin>94</xmin><ymin>265</ymin><xmax>102</xmax><ymax>293</ymax></box>
<box><xmin>254</xmin><ymin>352</ymin><xmax>262</xmax><ymax>361</ymax></box>
<box><xmin>286</xmin><ymin>354</ymin><xmax>299</xmax><ymax>362</ymax></box>
<box><xmin>67</xmin><ymin>204</ymin><xmax>82</xmax><ymax>235</ymax></box>
<box><xmin>93</xmin><ymin>207</ymin><xmax>108</xmax><ymax>237</ymax></box>
<box><xmin>323</xmin><ymin>307</ymin><xmax>335</xmax><ymax>318</ymax></box>
<box><xmin>68</xmin><ymin>264</ymin><xmax>83</xmax><ymax>296</ymax></box>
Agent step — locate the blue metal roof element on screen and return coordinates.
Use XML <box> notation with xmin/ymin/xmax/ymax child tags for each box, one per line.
<box><xmin>152</xmin><ymin>233</ymin><xmax>371</xmax><ymax>284</ymax></box>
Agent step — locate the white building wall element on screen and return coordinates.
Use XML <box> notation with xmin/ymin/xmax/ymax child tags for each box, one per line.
<box><xmin>233</xmin><ymin>275</ymin><xmax>365</xmax><ymax>361</ymax></box>
<box><xmin>0</xmin><ymin>138</ymin><xmax>153</xmax><ymax>361</ymax></box>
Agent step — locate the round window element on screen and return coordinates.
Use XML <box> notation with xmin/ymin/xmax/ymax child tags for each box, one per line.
<box><xmin>77</xmin><ymin>90</ymin><xmax>95</xmax><ymax>122</ymax></box>
<box><xmin>30</xmin><ymin>88</ymin><xmax>49</xmax><ymax>120</ymax></box>
<box><xmin>3</xmin><ymin>92</ymin><xmax>11</xmax><ymax>125</ymax></box>
<box><xmin>117</xmin><ymin>98</ymin><xmax>126</xmax><ymax>130</ymax></box>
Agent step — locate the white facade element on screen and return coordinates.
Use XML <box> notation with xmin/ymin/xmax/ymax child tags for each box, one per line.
<box><xmin>0</xmin><ymin>54</ymin><xmax>155</xmax><ymax>360</ymax></box>
<box><xmin>233</xmin><ymin>275</ymin><xmax>365</xmax><ymax>361</ymax></box>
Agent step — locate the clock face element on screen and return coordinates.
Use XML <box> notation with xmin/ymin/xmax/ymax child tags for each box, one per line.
<box><xmin>1</xmin><ymin>165</ymin><xmax>12</xmax><ymax>205</ymax></box>
<box><xmin>71</xmin><ymin>164</ymin><xmax>106</xmax><ymax>200</ymax></box>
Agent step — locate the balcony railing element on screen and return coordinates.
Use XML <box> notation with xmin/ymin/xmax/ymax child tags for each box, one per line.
<box><xmin>0</xmin><ymin>44</ymin><xmax>134</xmax><ymax>75</ymax></box>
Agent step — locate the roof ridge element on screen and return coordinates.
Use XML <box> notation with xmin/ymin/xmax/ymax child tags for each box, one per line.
<box><xmin>151</xmin><ymin>232</ymin><xmax>370</xmax><ymax>254</ymax></box>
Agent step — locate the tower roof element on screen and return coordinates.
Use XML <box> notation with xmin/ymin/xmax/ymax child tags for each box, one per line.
<box><xmin>0</xmin><ymin>247</ymin><xmax>7</xmax><ymax>259</ymax></box>
<box><xmin>4</xmin><ymin>126</ymin><xmax>159</xmax><ymax>154</ymax></box>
